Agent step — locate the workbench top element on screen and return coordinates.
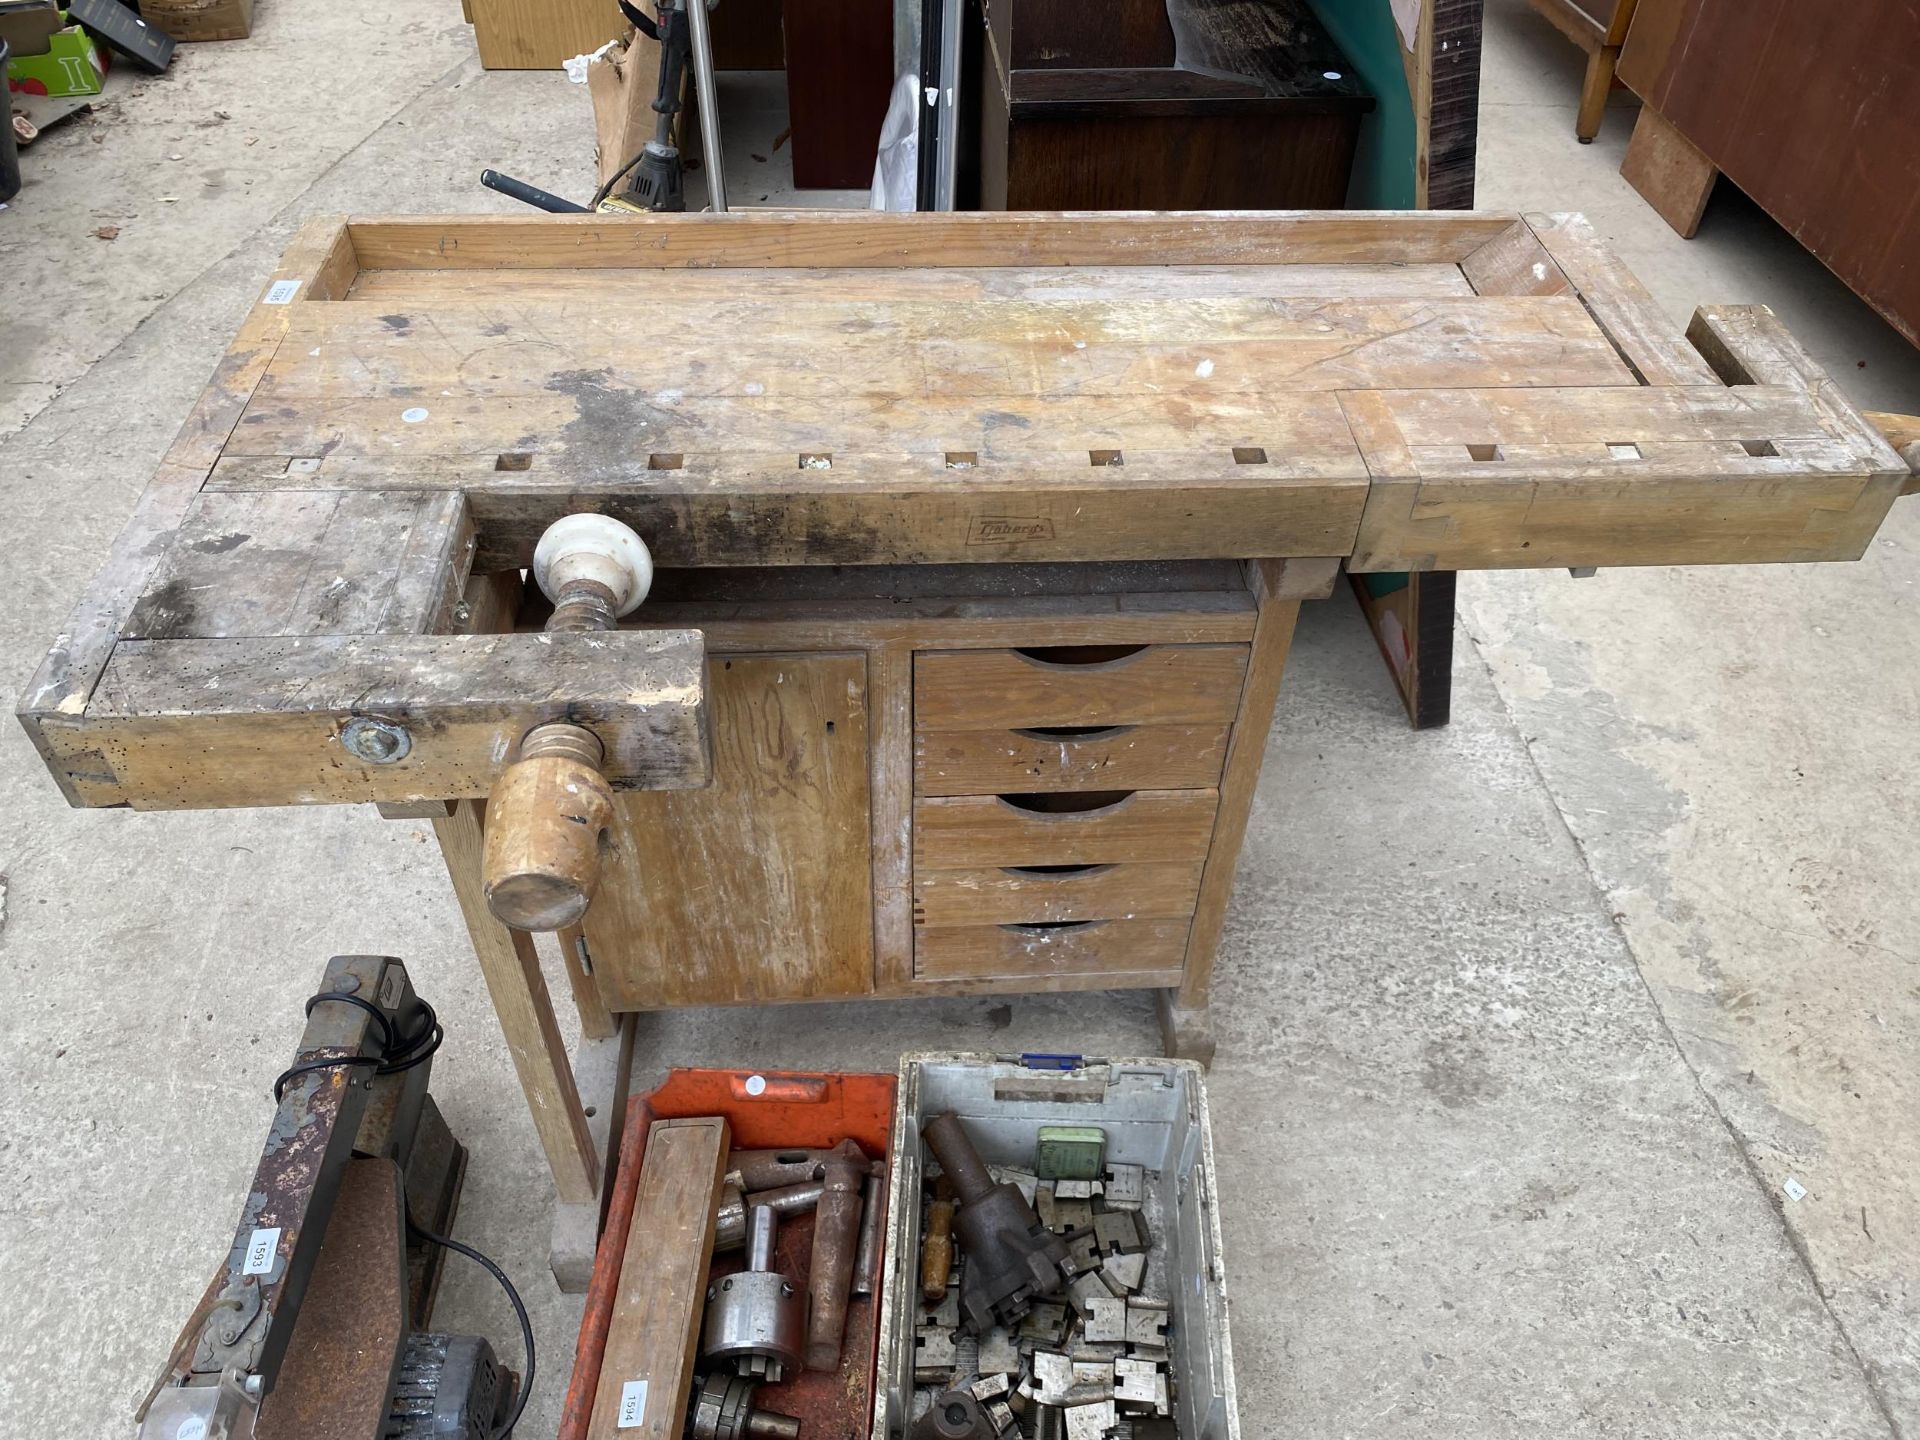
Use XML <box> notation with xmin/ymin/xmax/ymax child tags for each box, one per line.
<box><xmin>19</xmin><ymin>209</ymin><xmax>1908</xmax><ymax>813</ymax></box>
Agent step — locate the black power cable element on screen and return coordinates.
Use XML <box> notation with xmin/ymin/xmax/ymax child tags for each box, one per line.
<box><xmin>269</xmin><ymin>991</ymin><xmax>533</xmax><ymax>1439</ymax></box>
<box><xmin>271</xmin><ymin>992</ymin><xmax>443</xmax><ymax>1102</ymax></box>
<box><xmin>408</xmin><ymin>1208</ymin><xmax>537</xmax><ymax>1440</ymax></box>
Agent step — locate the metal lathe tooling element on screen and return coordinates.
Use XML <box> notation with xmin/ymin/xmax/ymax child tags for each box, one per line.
<box><xmin>921</xmin><ymin>1113</ymin><xmax>1075</xmax><ymax>1333</ymax></box>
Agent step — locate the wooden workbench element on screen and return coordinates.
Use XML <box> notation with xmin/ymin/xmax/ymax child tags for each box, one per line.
<box><xmin>21</xmin><ymin>210</ymin><xmax>1909</xmax><ymax>1216</ymax></box>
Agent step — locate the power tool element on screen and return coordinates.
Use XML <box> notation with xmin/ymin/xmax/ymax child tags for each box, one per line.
<box><xmin>133</xmin><ymin>954</ymin><xmax>532</xmax><ymax>1440</ymax></box>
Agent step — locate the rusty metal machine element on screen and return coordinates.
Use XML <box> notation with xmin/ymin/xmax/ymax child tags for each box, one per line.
<box><xmin>134</xmin><ymin>954</ymin><xmax>530</xmax><ymax>1440</ymax></box>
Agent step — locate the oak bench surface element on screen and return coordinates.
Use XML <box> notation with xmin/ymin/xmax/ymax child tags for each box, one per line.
<box><xmin>19</xmin><ymin>209</ymin><xmax>1905</xmax><ymax>813</ymax></box>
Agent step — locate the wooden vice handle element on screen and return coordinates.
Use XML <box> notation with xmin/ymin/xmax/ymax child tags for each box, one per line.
<box><xmin>1864</xmin><ymin>411</ymin><xmax>1920</xmax><ymax>495</ymax></box>
<box><xmin>482</xmin><ymin>723</ymin><xmax>615</xmax><ymax>931</ymax></box>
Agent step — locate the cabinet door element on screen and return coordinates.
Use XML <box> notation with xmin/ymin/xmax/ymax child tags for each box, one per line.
<box><xmin>586</xmin><ymin>653</ymin><xmax>874</xmax><ymax>1010</ymax></box>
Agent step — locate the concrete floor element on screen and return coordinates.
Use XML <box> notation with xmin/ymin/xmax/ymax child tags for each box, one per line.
<box><xmin>1</xmin><ymin>0</ymin><xmax>1915</xmax><ymax>1435</ymax></box>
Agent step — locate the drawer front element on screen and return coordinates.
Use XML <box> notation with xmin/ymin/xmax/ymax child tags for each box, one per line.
<box><xmin>913</xmin><ymin>790</ymin><xmax>1220</xmax><ymax>870</ymax></box>
<box><xmin>914</xmin><ymin>917</ymin><xmax>1192</xmax><ymax>982</ymax></box>
<box><xmin>914</xmin><ymin>860</ymin><xmax>1205</xmax><ymax>928</ymax></box>
<box><xmin>914</xmin><ymin>644</ymin><xmax>1249</xmax><ymax>731</ymax></box>
<box><xmin>915</xmin><ymin>722</ymin><xmax>1230</xmax><ymax>796</ymax></box>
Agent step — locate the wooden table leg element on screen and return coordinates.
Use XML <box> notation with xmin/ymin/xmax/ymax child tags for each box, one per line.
<box><xmin>435</xmin><ymin>798</ymin><xmax>601</xmax><ymax>1206</ymax></box>
<box><xmin>1165</xmin><ymin>558</ymin><xmax>1326</xmax><ymax>1064</ymax></box>
<box><xmin>1576</xmin><ymin>44</ymin><xmax>1618</xmax><ymax>143</ymax></box>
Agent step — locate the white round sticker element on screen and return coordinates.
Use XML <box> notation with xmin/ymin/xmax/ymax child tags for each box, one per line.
<box><xmin>744</xmin><ymin>1074</ymin><xmax>767</xmax><ymax>1097</ymax></box>
<box><xmin>177</xmin><ymin>1419</ymin><xmax>208</xmax><ymax>1440</ymax></box>
<box><xmin>401</xmin><ymin>407</ymin><xmax>430</xmax><ymax>424</ymax></box>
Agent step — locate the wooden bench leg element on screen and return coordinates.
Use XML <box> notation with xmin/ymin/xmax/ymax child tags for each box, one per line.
<box><xmin>1576</xmin><ymin>44</ymin><xmax>1618</xmax><ymax>142</ymax></box>
<box><xmin>435</xmin><ymin>798</ymin><xmax>601</xmax><ymax>1206</ymax></box>
<box><xmin>1167</xmin><ymin>560</ymin><xmax>1316</xmax><ymax>1065</ymax></box>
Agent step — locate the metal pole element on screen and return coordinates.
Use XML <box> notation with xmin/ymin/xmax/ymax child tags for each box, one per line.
<box><xmin>684</xmin><ymin>0</ymin><xmax>727</xmax><ymax>211</ymax></box>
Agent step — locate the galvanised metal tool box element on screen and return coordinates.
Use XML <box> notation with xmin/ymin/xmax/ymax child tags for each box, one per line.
<box><xmin>873</xmin><ymin>1054</ymin><xmax>1240</xmax><ymax>1438</ymax></box>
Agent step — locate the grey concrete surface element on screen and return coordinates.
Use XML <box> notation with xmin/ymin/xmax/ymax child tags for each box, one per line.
<box><xmin>0</xmin><ymin>1</ymin><xmax>1914</xmax><ymax>1436</ymax></box>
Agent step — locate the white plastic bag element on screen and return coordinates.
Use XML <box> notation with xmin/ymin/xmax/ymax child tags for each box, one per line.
<box><xmin>870</xmin><ymin>71</ymin><xmax>920</xmax><ymax>211</ymax></box>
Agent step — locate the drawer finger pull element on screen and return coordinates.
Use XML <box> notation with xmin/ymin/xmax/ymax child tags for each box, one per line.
<box><xmin>1011</xmin><ymin>643</ymin><xmax>1150</xmax><ymax>670</ymax></box>
<box><xmin>999</xmin><ymin>863</ymin><xmax>1113</xmax><ymax>878</ymax></box>
<box><xmin>997</xmin><ymin>920</ymin><xmax>1108</xmax><ymax>936</ymax></box>
<box><xmin>1011</xmin><ymin>725</ymin><xmax>1136</xmax><ymax>742</ymax></box>
<box><xmin>995</xmin><ymin>790</ymin><xmax>1135</xmax><ymax>818</ymax></box>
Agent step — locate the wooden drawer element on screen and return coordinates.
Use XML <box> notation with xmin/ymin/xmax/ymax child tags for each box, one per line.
<box><xmin>913</xmin><ymin>860</ymin><xmax>1204</xmax><ymax>927</ymax></box>
<box><xmin>915</xmin><ymin>723</ymin><xmax>1230</xmax><ymax>796</ymax></box>
<box><xmin>913</xmin><ymin>790</ymin><xmax>1219</xmax><ymax>869</ymax></box>
<box><xmin>914</xmin><ymin>645</ymin><xmax>1249</xmax><ymax>732</ymax></box>
<box><xmin>914</xmin><ymin>917</ymin><xmax>1192</xmax><ymax>981</ymax></box>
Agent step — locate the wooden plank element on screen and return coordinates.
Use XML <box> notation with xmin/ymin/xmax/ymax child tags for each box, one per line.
<box><xmin>587</xmin><ymin>1116</ymin><xmax>729</xmax><ymax>1439</ymax></box>
<box><xmin>915</xmin><ymin>645</ymin><xmax>1250</xmax><ymax>730</ymax></box>
<box><xmin>1347</xmin><ymin>570</ymin><xmax>1457</xmax><ymax>729</ymax></box>
<box><xmin>913</xmin><ymin>791</ymin><xmax>1220</xmax><ymax>869</ymax></box>
<box><xmin>17</xmin><ymin>216</ymin><xmax>358</xmax><ymax>805</ymax></box>
<box><xmin>1345</xmin><ymin>383</ymin><xmax>1909</xmax><ymax>570</ymax></box>
<box><xmin>435</xmin><ymin>800</ymin><xmax>600</xmax><ymax>1206</ymax></box>
<box><xmin>1426</xmin><ymin>0</ymin><xmax>1485</xmax><ymax>211</ymax></box>
<box><xmin>342</xmin><ymin>262</ymin><xmax>1484</xmax><ymax>305</ymax></box>
<box><xmin>915</xmin><ymin>723</ymin><xmax>1231</xmax><ymax>797</ymax></box>
<box><xmin>1621</xmin><ymin>104</ymin><xmax>1718</xmax><ymax>238</ymax></box>
<box><xmin>869</xmin><ymin>639</ymin><xmax>917</xmax><ymax>993</ymax></box>
<box><xmin>629</xmin><ymin>602</ymin><xmax>1259</xmax><ymax>653</ymax></box>
<box><xmin>914</xmin><ymin>860</ymin><xmax>1204</xmax><ymax>927</ymax></box>
<box><xmin>1521</xmin><ymin>211</ymin><xmax>1720</xmax><ymax>385</ymax></box>
<box><xmin>343</xmin><ymin>211</ymin><xmax>1525</xmax><ymax>273</ymax></box>
<box><xmin>1172</xmin><ymin>562</ymin><xmax>1308</xmax><ymax>1053</ymax></box>
<box><xmin>251</xmin><ymin>470</ymin><xmax>1369</xmax><ymax>572</ymax></box>
<box><xmin>123</xmin><ymin>491</ymin><xmax>474</xmax><ymax>640</ymax></box>
<box><xmin>253</xmin><ymin>294</ymin><xmax>1636</xmax><ymax>401</ymax></box>
<box><xmin>584</xmin><ymin>654</ymin><xmax>875</xmax><ymax>1012</ymax></box>
<box><xmin>69</xmin><ymin>630</ymin><xmax>710</xmax><ymax>809</ymax></box>
<box><xmin>1460</xmin><ymin>221</ymin><xmax>1574</xmax><ymax>298</ymax></box>
<box><xmin>914</xmin><ymin>917</ymin><xmax>1193</xmax><ymax>981</ymax></box>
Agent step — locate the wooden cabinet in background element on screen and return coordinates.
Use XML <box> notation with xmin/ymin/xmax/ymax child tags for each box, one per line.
<box><xmin>1617</xmin><ymin>0</ymin><xmax>1920</xmax><ymax>346</ymax></box>
<box><xmin>970</xmin><ymin>0</ymin><xmax>1374</xmax><ymax>210</ymax></box>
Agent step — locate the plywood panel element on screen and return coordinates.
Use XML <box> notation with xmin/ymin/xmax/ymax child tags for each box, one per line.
<box><xmin>587</xmin><ymin>654</ymin><xmax>875</xmax><ymax>1010</ymax></box>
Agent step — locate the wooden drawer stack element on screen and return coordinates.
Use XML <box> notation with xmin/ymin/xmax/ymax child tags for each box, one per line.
<box><xmin>911</xmin><ymin>643</ymin><xmax>1250</xmax><ymax>982</ymax></box>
